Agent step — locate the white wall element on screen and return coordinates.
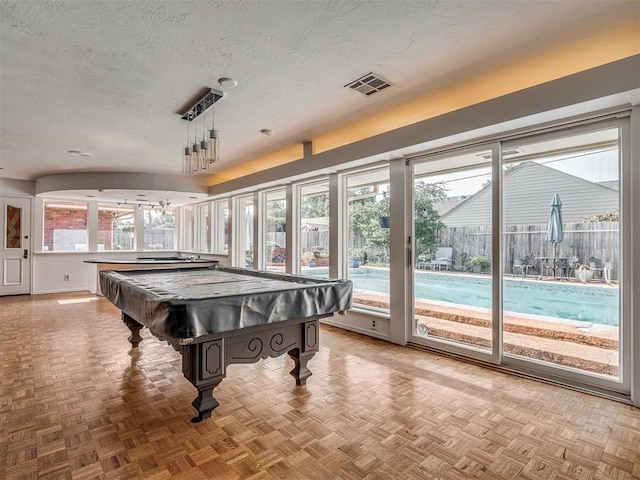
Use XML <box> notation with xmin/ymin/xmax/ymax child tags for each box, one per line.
<box><xmin>322</xmin><ymin>309</ymin><xmax>391</xmax><ymax>341</ymax></box>
<box><xmin>33</xmin><ymin>253</ymin><xmax>99</xmax><ymax>294</ymax></box>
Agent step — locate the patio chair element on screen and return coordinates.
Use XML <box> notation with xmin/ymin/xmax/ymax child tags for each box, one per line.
<box><xmin>568</xmin><ymin>256</ymin><xmax>579</xmax><ymax>278</ymax></box>
<box><xmin>423</xmin><ymin>247</ymin><xmax>453</xmax><ymax>271</ymax></box>
<box><xmin>588</xmin><ymin>257</ymin><xmax>605</xmax><ymax>282</ymax></box>
<box><xmin>513</xmin><ymin>258</ymin><xmax>526</xmax><ymax>277</ymax></box>
<box><xmin>513</xmin><ymin>254</ymin><xmax>535</xmax><ymax>278</ymax></box>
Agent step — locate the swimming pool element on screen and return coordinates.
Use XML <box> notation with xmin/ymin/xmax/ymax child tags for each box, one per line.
<box><xmin>344</xmin><ymin>268</ymin><xmax>619</xmax><ymax>326</ymax></box>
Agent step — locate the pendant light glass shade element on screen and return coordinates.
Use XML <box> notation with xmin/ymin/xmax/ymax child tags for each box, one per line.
<box><xmin>182</xmin><ymin>146</ymin><xmax>192</xmax><ymax>174</ymax></box>
<box><xmin>191</xmin><ymin>142</ymin><xmax>201</xmax><ymax>172</ymax></box>
<box><xmin>208</xmin><ymin>129</ymin><xmax>219</xmax><ymax>163</ymax></box>
<box><xmin>191</xmin><ymin>110</ymin><xmax>200</xmax><ymax>172</ymax></box>
<box><xmin>199</xmin><ymin>103</ymin><xmax>210</xmax><ymax>170</ymax></box>
<box><xmin>199</xmin><ymin>139</ymin><xmax>209</xmax><ymax>170</ymax></box>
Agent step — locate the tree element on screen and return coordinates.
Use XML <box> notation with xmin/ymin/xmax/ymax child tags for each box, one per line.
<box><xmin>266</xmin><ymin>200</ymin><xmax>286</xmax><ymax>232</ymax></box>
<box><xmin>347</xmin><ymin>186</ymin><xmax>377</xmax><ymax>238</ymax></box>
<box><xmin>346</xmin><ymin>181</ymin><xmax>446</xmax><ymax>260</ymax></box>
<box><xmin>583</xmin><ymin>210</ymin><xmax>619</xmax><ymax>222</ymax></box>
<box><xmin>301</xmin><ymin>193</ymin><xmax>329</xmax><ymax>219</ymax></box>
<box><xmin>356</xmin><ymin>196</ymin><xmax>390</xmax><ymax>255</ymax></box>
<box><xmin>144</xmin><ymin>210</ymin><xmax>175</xmax><ymax>228</ymax></box>
<box><xmin>414</xmin><ymin>182</ymin><xmax>446</xmax><ymax>256</ymax></box>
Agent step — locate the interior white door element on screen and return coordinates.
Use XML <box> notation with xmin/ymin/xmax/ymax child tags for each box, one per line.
<box><xmin>1</xmin><ymin>196</ymin><xmax>31</xmax><ymax>296</ymax></box>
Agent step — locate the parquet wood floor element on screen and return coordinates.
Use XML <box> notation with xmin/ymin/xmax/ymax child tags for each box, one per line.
<box><xmin>1</xmin><ymin>292</ymin><xmax>638</xmax><ymax>480</ymax></box>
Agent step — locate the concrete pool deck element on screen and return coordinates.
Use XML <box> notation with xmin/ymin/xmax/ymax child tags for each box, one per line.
<box><xmin>352</xmin><ymin>284</ymin><xmax>620</xmax><ymax>378</ymax></box>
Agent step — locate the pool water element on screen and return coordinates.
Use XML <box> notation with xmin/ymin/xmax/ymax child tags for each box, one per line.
<box><xmin>345</xmin><ymin>268</ymin><xmax>619</xmax><ymax>326</ymax></box>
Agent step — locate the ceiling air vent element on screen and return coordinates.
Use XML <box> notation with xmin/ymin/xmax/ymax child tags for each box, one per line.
<box><xmin>344</xmin><ymin>72</ymin><xmax>392</xmax><ymax>96</ymax></box>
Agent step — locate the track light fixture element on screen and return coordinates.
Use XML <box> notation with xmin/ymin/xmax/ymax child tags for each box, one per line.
<box><xmin>116</xmin><ymin>199</ymin><xmax>172</xmax><ymax>210</ymax></box>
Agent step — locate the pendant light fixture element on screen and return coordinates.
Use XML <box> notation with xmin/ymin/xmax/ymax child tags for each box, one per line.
<box><xmin>180</xmin><ymin>88</ymin><xmax>224</xmax><ymax>175</ymax></box>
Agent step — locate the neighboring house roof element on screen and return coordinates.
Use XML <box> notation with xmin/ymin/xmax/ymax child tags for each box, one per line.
<box><xmin>597</xmin><ymin>180</ymin><xmax>619</xmax><ymax>190</ymax></box>
<box><xmin>433</xmin><ymin>195</ymin><xmax>468</xmax><ymax>216</ymax></box>
<box><xmin>440</xmin><ymin>162</ymin><xmax>619</xmax><ymax>226</ymax></box>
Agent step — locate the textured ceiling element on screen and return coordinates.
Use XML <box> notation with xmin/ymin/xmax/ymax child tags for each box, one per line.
<box><xmin>0</xmin><ymin>0</ymin><xmax>638</xmax><ymax>187</ymax></box>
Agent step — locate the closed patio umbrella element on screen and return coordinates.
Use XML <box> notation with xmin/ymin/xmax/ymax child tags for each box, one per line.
<box><xmin>545</xmin><ymin>193</ymin><xmax>564</xmax><ymax>277</ymax></box>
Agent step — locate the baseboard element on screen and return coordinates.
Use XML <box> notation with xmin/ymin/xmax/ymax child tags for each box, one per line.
<box><xmin>32</xmin><ymin>288</ymin><xmax>92</xmax><ymax>295</ymax></box>
<box><xmin>321</xmin><ymin>317</ymin><xmax>390</xmax><ymax>342</ymax></box>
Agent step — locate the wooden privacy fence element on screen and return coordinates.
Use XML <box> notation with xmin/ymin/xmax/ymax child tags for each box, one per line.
<box><xmin>266</xmin><ymin>231</ymin><xmax>330</xmax><ymax>251</ymax></box>
<box><xmin>268</xmin><ymin>222</ymin><xmax>619</xmax><ymax>278</ymax></box>
<box><xmin>438</xmin><ymin>222</ymin><xmax>619</xmax><ymax>278</ymax></box>
<box><xmin>113</xmin><ymin>228</ymin><xmax>175</xmax><ymax>250</ymax></box>
<box><xmin>266</xmin><ymin>231</ymin><xmax>372</xmax><ymax>256</ymax></box>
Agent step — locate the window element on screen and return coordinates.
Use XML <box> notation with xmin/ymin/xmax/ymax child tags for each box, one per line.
<box><xmin>345</xmin><ymin>168</ymin><xmax>390</xmax><ymax>312</ymax></box>
<box><xmin>5</xmin><ymin>204</ymin><xmax>21</xmax><ymax>249</ymax></box>
<box><xmin>211</xmin><ymin>199</ymin><xmax>229</xmax><ymax>254</ymax></box>
<box><xmin>194</xmin><ymin>203</ymin><xmax>209</xmax><ymax>252</ymax></box>
<box><xmin>43</xmin><ymin>200</ymin><xmax>88</xmax><ymax>251</ymax></box>
<box><xmin>144</xmin><ymin>208</ymin><xmax>175</xmax><ymax>250</ymax></box>
<box><xmin>98</xmin><ymin>204</ymin><xmax>135</xmax><ymax>251</ymax></box>
<box><xmin>234</xmin><ymin>196</ymin><xmax>254</xmax><ymax>267</ymax></box>
<box><xmin>300</xmin><ymin>181</ymin><xmax>330</xmax><ymax>277</ymax></box>
<box><xmin>264</xmin><ymin>189</ymin><xmax>286</xmax><ymax>272</ymax></box>
<box><xmin>179</xmin><ymin>206</ymin><xmax>194</xmax><ymax>251</ymax></box>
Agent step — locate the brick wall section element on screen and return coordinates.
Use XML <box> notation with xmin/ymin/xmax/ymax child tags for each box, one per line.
<box><xmin>97</xmin><ymin>210</ymin><xmax>113</xmax><ymax>249</ymax></box>
<box><xmin>43</xmin><ymin>207</ymin><xmax>120</xmax><ymax>250</ymax></box>
<box><xmin>44</xmin><ymin>206</ymin><xmax>88</xmax><ymax>250</ymax></box>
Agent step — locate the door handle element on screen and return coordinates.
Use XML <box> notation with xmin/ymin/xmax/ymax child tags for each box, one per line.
<box><xmin>23</xmin><ymin>249</ymin><xmax>28</xmax><ymax>259</ymax></box>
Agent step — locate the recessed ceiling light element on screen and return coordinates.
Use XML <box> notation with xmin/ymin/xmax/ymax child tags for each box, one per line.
<box><xmin>260</xmin><ymin>129</ymin><xmax>273</xmax><ymax>136</ymax></box>
<box><xmin>218</xmin><ymin>77</ymin><xmax>238</xmax><ymax>89</ymax></box>
<box><xmin>67</xmin><ymin>150</ymin><xmax>93</xmax><ymax>157</ymax></box>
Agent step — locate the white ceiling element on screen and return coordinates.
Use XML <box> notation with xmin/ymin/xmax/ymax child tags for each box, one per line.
<box><xmin>0</xmin><ymin>1</ymin><xmax>637</xmax><ymax>192</ymax></box>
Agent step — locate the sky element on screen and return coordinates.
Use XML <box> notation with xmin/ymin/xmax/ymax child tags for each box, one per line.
<box><xmin>426</xmin><ymin>148</ymin><xmax>618</xmax><ymax>198</ymax></box>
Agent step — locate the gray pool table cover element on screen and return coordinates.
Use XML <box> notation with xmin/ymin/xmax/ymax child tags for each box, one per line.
<box><xmin>100</xmin><ymin>266</ymin><xmax>353</xmax><ymax>339</ymax></box>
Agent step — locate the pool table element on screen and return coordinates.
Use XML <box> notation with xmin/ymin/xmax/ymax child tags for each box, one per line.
<box><xmin>100</xmin><ymin>266</ymin><xmax>352</xmax><ymax>422</ymax></box>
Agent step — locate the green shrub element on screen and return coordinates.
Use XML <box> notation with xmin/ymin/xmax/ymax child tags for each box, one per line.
<box><xmin>466</xmin><ymin>255</ymin><xmax>490</xmax><ymax>269</ymax></box>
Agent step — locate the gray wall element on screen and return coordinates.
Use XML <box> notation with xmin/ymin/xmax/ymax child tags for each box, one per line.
<box><xmin>442</xmin><ymin>162</ymin><xmax>619</xmax><ymax>227</ymax></box>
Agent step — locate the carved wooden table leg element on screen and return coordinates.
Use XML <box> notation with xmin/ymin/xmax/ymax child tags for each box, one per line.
<box><xmin>191</xmin><ymin>381</ymin><xmax>222</xmax><ymax>423</ymax></box>
<box><xmin>288</xmin><ymin>348</ymin><xmax>315</xmax><ymax>386</ymax></box>
<box><xmin>122</xmin><ymin>313</ymin><xmax>143</xmax><ymax>347</ymax></box>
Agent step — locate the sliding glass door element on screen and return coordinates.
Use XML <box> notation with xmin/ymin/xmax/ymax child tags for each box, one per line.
<box><xmin>501</xmin><ymin>122</ymin><xmax>626</xmax><ymax>388</ymax></box>
<box><xmin>408</xmin><ymin>116</ymin><xmax>629</xmax><ymax>394</ymax></box>
<box><xmin>410</xmin><ymin>147</ymin><xmax>496</xmax><ymax>360</ymax></box>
